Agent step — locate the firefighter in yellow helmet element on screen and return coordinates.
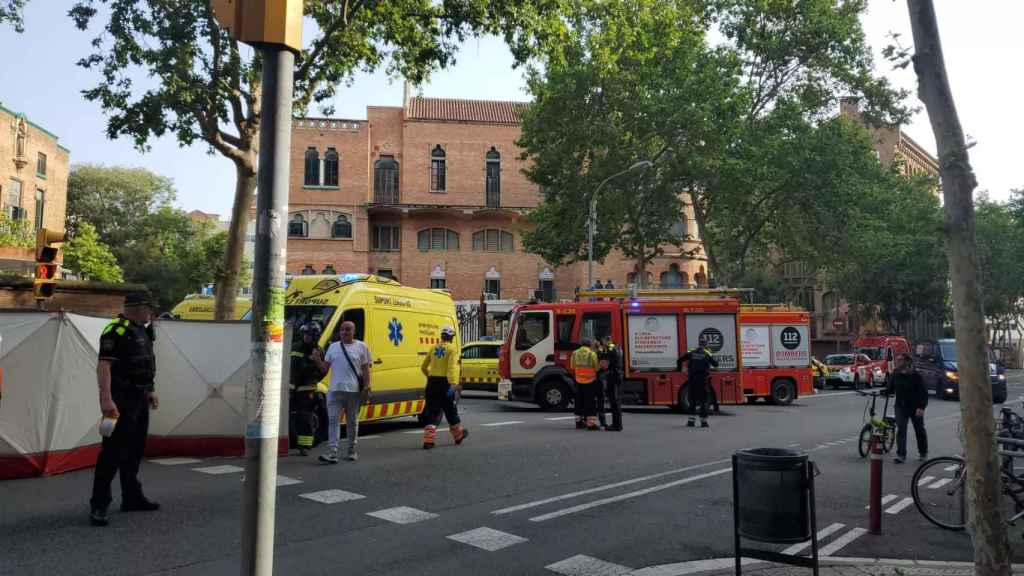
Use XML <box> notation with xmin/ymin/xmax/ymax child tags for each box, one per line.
<box><xmin>420</xmin><ymin>326</ymin><xmax>469</xmax><ymax>449</ymax></box>
<box><xmin>571</xmin><ymin>338</ymin><xmax>601</xmax><ymax>430</ymax></box>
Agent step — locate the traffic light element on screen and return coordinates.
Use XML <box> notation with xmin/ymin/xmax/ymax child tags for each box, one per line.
<box><xmin>34</xmin><ymin>228</ymin><xmax>65</xmax><ymax>300</ymax></box>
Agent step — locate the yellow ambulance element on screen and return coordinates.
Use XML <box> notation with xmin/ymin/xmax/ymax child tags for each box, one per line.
<box><xmin>167</xmin><ymin>294</ymin><xmax>252</xmax><ymax>320</ymax></box>
<box><xmin>284</xmin><ymin>273</ymin><xmax>460</xmax><ymax>423</ymax></box>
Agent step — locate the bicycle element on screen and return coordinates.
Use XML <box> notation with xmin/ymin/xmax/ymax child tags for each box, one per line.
<box><xmin>857</xmin><ymin>389</ymin><xmax>895</xmax><ymax>458</ymax></box>
<box><xmin>911</xmin><ymin>404</ymin><xmax>1024</xmax><ymax>531</ymax></box>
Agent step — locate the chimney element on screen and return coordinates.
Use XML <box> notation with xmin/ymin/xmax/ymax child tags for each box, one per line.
<box><xmin>403</xmin><ymin>80</ymin><xmax>412</xmax><ymax>111</ymax></box>
<box><xmin>839</xmin><ymin>96</ymin><xmax>860</xmax><ymax>118</ymax></box>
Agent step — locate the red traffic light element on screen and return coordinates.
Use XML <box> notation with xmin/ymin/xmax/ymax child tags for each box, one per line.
<box><xmin>36</xmin><ymin>263</ymin><xmax>58</xmax><ymax>280</ymax></box>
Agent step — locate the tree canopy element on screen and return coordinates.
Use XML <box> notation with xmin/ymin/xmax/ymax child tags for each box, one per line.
<box><xmin>63</xmin><ymin>221</ymin><xmax>124</xmax><ymax>283</ymax></box>
<box><xmin>68</xmin><ymin>0</ymin><xmax>571</xmax><ymax>319</ymax></box>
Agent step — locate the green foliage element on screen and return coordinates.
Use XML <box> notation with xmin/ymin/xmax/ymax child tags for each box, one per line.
<box><xmin>64</xmin><ymin>221</ymin><xmax>123</xmax><ymax>283</ymax></box>
<box><xmin>812</xmin><ymin>172</ymin><xmax>948</xmax><ymax>333</ymax></box>
<box><xmin>0</xmin><ymin>0</ymin><xmax>26</xmax><ymax>32</ymax></box>
<box><xmin>67</xmin><ymin>164</ymin><xmax>176</xmax><ymax>246</ymax></box>
<box><xmin>0</xmin><ymin>212</ymin><xmax>34</xmax><ymax>248</ymax></box>
<box><xmin>518</xmin><ymin>0</ymin><xmax>909</xmax><ymax>285</ymax></box>
<box><xmin>975</xmin><ymin>196</ymin><xmax>1024</xmax><ymax>328</ymax></box>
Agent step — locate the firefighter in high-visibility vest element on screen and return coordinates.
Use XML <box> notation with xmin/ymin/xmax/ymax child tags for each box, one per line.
<box><xmin>289</xmin><ymin>322</ymin><xmax>323</xmax><ymax>455</ymax></box>
<box><xmin>420</xmin><ymin>326</ymin><xmax>469</xmax><ymax>449</ymax></box>
<box><xmin>571</xmin><ymin>338</ymin><xmax>601</xmax><ymax>430</ymax></box>
<box><xmin>678</xmin><ymin>336</ymin><xmax>719</xmax><ymax>428</ymax></box>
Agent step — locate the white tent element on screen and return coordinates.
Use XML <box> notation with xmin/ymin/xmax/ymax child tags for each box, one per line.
<box><xmin>0</xmin><ymin>312</ymin><xmax>287</xmax><ymax>479</ymax></box>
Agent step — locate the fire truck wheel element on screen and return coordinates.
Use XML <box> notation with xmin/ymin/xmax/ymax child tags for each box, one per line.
<box><xmin>537</xmin><ymin>379</ymin><xmax>571</xmax><ymax>411</ymax></box>
<box><xmin>768</xmin><ymin>379</ymin><xmax>796</xmax><ymax>405</ymax></box>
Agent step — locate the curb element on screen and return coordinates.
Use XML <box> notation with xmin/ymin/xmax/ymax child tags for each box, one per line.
<box><xmin>628</xmin><ymin>556</ymin><xmax>1024</xmax><ymax>576</ymax></box>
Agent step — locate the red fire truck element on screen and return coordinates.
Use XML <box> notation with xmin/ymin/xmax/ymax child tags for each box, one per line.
<box><xmin>738</xmin><ymin>306</ymin><xmax>815</xmax><ymax>404</ymax></box>
<box><xmin>497</xmin><ymin>289</ymin><xmax>813</xmax><ymax>411</ymax></box>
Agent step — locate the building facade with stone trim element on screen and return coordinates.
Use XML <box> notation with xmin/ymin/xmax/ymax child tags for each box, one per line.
<box><xmin>278</xmin><ymin>96</ymin><xmax>706</xmax><ymax>302</ymax></box>
<box><xmin>0</xmin><ymin>104</ymin><xmax>70</xmax><ymax>271</ymax></box>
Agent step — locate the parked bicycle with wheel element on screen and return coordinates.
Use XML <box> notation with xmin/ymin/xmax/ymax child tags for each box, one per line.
<box><xmin>857</xmin><ymin>389</ymin><xmax>895</xmax><ymax>458</ymax></box>
<box><xmin>911</xmin><ymin>403</ymin><xmax>1024</xmax><ymax>531</ymax></box>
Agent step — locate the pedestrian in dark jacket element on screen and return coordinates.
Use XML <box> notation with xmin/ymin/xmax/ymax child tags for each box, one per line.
<box><xmin>886</xmin><ymin>353</ymin><xmax>928</xmax><ymax>463</ymax></box>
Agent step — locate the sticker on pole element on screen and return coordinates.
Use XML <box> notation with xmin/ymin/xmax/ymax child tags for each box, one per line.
<box><xmin>245</xmin><ymin>342</ymin><xmax>283</xmax><ymax>439</ymax></box>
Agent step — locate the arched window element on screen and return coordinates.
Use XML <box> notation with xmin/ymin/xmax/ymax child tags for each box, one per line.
<box><xmin>430</xmin><ymin>145</ymin><xmax>446</xmax><ymax>192</ymax></box>
<box><xmin>301</xmin><ymin>264</ymin><xmax>316</xmax><ymax>275</ymax></box>
<box><xmin>374</xmin><ymin>155</ymin><xmax>400</xmax><ymax>203</ymax></box>
<box><xmin>304</xmin><ymin>147</ymin><xmax>320</xmax><ymax>186</ymax></box>
<box><xmin>323</xmin><ymin>148</ymin><xmax>339</xmax><ymax>187</ymax></box>
<box><xmin>322</xmin><ymin>264</ymin><xmax>336</xmax><ymax>275</ymax></box>
<box><xmin>472</xmin><ymin>229</ymin><xmax>513</xmax><ymax>252</ymax></box>
<box><xmin>417</xmin><ymin>228</ymin><xmax>459</xmax><ymax>251</ymax></box>
<box><xmin>331</xmin><ymin>215</ymin><xmax>352</xmax><ymax>239</ymax></box>
<box><xmin>430</xmin><ymin>264</ymin><xmax>446</xmax><ymax>289</ymax></box>
<box><xmin>694</xmin><ymin>266</ymin><xmax>707</xmax><ymax>287</ymax></box>
<box><xmin>660</xmin><ymin>263</ymin><xmax>684</xmax><ymax>288</ymax></box>
<box><xmin>485</xmin><ymin>146</ymin><xmax>500</xmax><ymax>208</ymax></box>
<box><xmin>288</xmin><ymin>214</ymin><xmax>308</xmax><ymax>237</ymax></box>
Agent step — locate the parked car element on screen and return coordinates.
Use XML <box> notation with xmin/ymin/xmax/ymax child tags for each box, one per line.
<box><xmin>460</xmin><ymin>340</ymin><xmax>502</xmax><ymax>392</ymax></box>
<box><xmin>912</xmin><ymin>339</ymin><xmax>1007</xmax><ymax>403</ymax></box>
<box><xmin>824</xmin><ymin>353</ymin><xmax>874</xmax><ymax>389</ymax></box>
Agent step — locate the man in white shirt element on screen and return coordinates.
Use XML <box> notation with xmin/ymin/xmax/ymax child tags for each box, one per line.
<box><xmin>312</xmin><ymin>321</ymin><xmax>372</xmax><ymax>463</ymax></box>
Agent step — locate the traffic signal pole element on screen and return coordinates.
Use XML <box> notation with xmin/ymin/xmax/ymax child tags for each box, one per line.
<box><xmin>241</xmin><ymin>45</ymin><xmax>294</xmax><ymax>576</ymax></box>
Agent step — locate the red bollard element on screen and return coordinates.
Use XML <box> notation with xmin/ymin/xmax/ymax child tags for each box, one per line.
<box><xmin>868</xmin><ymin>431</ymin><xmax>883</xmax><ymax>534</ymax></box>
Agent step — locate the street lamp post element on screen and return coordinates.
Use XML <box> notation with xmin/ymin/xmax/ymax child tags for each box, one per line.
<box><xmin>587</xmin><ymin>160</ymin><xmax>653</xmax><ymax>289</ymax></box>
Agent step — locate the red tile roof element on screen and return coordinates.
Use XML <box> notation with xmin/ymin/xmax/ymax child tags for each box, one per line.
<box><xmin>406</xmin><ymin>97</ymin><xmax>529</xmax><ymax>125</ymax></box>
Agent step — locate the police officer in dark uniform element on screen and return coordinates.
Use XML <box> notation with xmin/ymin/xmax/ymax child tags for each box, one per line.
<box><xmin>678</xmin><ymin>336</ymin><xmax>719</xmax><ymax>428</ymax></box>
<box><xmin>290</xmin><ymin>322</ymin><xmax>324</xmax><ymax>456</ymax></box>
<box><xmin>90</xmin><ymin>291</ymin><xmax>159</xmax><ymax>527</ymax></box>
<box><xmin>598</xmin><ymin>335</ymin><xmax>623</xmax><ymax>431</ymax></box>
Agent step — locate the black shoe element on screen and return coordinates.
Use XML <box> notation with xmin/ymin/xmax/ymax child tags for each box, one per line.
<box><xmin>422</xmin><ymin>442</ymin><xmax>434</xmax><ymax>450</ymax></box>
<box><xmin>700</xmin><ymin>420</ymin><xmax>709</xmax><ymax>428</ymax></box>
<box><xmin>686</xmin><ymin>419</ymin><xmax>695</xmax><ymax>428</ymax></box>
<box><xmin>605</xmin><ymin>426</ymin><xmax>622</xmax><ymax>432</ymax></box>
<box><xmin>894</xmin><ymin>456</ymin><xmax>905</xmax><ymax>464</ymax></box>
<box><xmin>89</xmin><ymin>507</ymin><xmax>109</xmax><ymax>527</ymax></box>
<box><xmin>121</xmin><ymin>498</ymin><xmax>160</xmax><ymax>512</ymax></box>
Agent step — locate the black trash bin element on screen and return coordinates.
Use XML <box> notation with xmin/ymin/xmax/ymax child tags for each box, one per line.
<box><xmin>735</xmin><ymin>448</ymin><xmax>811</xmax><ymax>543</ymax></box>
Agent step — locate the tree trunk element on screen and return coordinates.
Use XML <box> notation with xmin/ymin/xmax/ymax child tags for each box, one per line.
<box><xmin>214</xmin><ymin>158</ymin><xmax>258</xmax><ymax>320</ymax></box>
<box><xmin>688</xmin><ymin>189</ymin><xmax>719</xmax><ymax>283</ymax></box>
<box><xmin>905</xmin><ymin>2</ymin><xmax>1011</xmax><ymax>574</ymax></box>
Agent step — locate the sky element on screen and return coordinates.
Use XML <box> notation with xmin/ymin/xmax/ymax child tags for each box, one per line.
<box><xmin>0</xmin><ymin>1</ymin><xmax>1020</xmax><ymax>218</ymax></box>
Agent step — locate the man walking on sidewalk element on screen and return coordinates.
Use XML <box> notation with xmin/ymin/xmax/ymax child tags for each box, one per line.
<box><xmin>312</xmin><ymin>321</ymin><xmax>372</xmax><ymax>463</ymax></box>
<box><xmin>420</xmin><ymin>326</ymin><xmax>468</xmax><ymax>449</ymax></box>
<box><xmin>886</xmin><ymin>353</ymin><xmax>928</xmax><ymax>463</ymax></box>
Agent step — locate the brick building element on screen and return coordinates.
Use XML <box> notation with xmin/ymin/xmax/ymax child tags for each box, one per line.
<box><xmin>0</xmin><ymin>104</ymin><xmax>70</xmax><ymax>272</ymax></box>
<box><xmin>786</xmin><ymin>98</ymin><xmax>942</xmax><ymax>356</ymax></box>
<box><xmin>279</xmin><ymin>94</ymin><xmax>705</xmax><ymax>302</ymax></box>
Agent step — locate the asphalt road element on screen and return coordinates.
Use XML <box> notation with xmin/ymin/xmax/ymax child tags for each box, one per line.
<box><xmin>3</xmin><ymin>374</ymin><xmax>1024</xmax><ymax>576</ymax></box>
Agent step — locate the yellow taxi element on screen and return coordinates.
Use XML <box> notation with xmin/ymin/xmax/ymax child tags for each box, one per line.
<box><xmin>460</xmin><ymin>339</ymin><xmax>502</xmax><ymax>391</ymax></box>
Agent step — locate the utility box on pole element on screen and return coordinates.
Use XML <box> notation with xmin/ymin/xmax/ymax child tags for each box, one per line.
<box><xmin>210</xmin><ymin>0</ymin><xmax>303</xmax><ymax>52</ymax></box>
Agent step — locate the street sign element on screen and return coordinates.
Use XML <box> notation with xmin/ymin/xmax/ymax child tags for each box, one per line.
<box><xmin>832</xmin><ymin>319</ymin><xmax>845</xmax><ymax>329</ymax></box>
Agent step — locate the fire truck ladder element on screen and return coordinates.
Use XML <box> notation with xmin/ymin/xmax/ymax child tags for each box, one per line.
<box><xmin>575</xmin><ymin>287</ymin><xmax>753</xmax><ymax>302</ymax></box>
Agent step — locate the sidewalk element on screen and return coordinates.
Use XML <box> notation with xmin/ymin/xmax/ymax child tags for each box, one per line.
<box><xmin>627</xmin><ymin>557</ymin><xmax>1024</xmax><ymax>576</ymax></box>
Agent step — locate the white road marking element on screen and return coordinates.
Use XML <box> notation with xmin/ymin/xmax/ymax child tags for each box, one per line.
<box><xmin>276</xmin><ymin>475</ymin><xmax>302</xmax><ymax>487</ymax></box>
<box><xmin>631</xmin><ymin>558</ymin><xmax>762</xmax><ymax>576</ymax></box>
<box><xmin>447</xmin><ymin>527</ymin><xmax>528</xmax><ymax>551</ymax></box>
<box><xmin>366</xmin><ymin>506</ymin><xmax>438</xmax><ymax>524</ymax></box>
<box><xmin>802</xmin><ymin>391</ymin><xmax>858</xmax><ymax>399</ymax></box>
<box><xmin>545</xmin><ymin>554</ymin><xmax>633</xmax><ymax>576</ymax></box>
<box><xmin>928</xmin><ymin>478</ymin><xmax>953</xmax><ymax>489</ymax></box>
<box><xmin>917</xmin><ymin>476</ymin><xmax>935</xmax><ymax>486</ymax></box>
<box><xmin>787</xmin><ymin>443</ymin><xmax>800</xmax><ymax>448</ymax></box>
<box><xmin>944</xmin><ymin>465</ymin><xmax>960</xmax><ymax>472</ymax></box>
<box><xmin>782</xmin><ymin>523</ymin><xmax>845</xmax><ymax>555</ymax></box>
<box><xmin>298</xmin><ymin>489</ymin><xmax>366</xmax><ymax>504</ymax></box>
<box><xmin>483</xmin><ymin>421</ymin><xmax>526</xmax><ymax>427</ymax></box>
<box><xmin>149</xmin><ymin>457</ymin><xmax>202</xmax><ymax>465</ymax></box>
<box><xmin>818</xmin><ymin>527</ymin><xmax>868</xmax><ymax>557</ymax></box>
<box><xmin>529</xmin><ymin>468</ymin><xmax>732</xmax><ymax>522</ymax></box>
<box><xmin>885</xmin><ymin>497</ymin><xmax>915</xmax><ymax>514</ymax></box>
<box><xmin>492</xmin><ymin>459</ymin><xmax>730</xmax><ymax>515</ymax></box>
<box><xmin>192</xmin><ymin>465</ymin><xmax>245</xmax><ymax>475</ymax></box>
<box><xmin>864</xmin><ymin>495</ymin><xmax>899</xmax><ymax>509</ymax></box>
<box><xmin>545</xmin><ymin>416</ymin><xmax>578</xmax><ymax>421</ymax></box>
<box><xmin>358</xmin><ymin>435</ymin><xmax>381</xmax><ymax>440</ymax></box>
